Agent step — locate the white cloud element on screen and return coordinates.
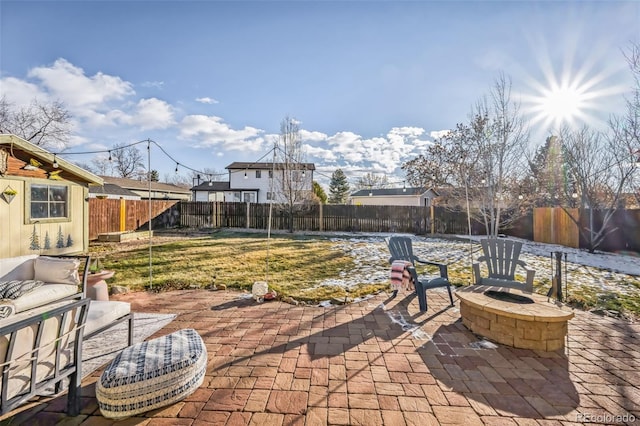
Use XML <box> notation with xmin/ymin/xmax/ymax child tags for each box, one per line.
<box><xmin>141</xmin><ymin>81</ymin><xmax>165</xmax><ymax>89</ymax></box>
<box><xmin>0</xmin><ymin>77</ymin><xmax>44</xmax><ymax>106</ymax></box>
<box><xmin>304</xmin><ymin>144</ymin><xmax>337</xmax><ymax>162</ymax></box>
<box><xmin>300</xmin><ymin>129</ymin><xmax>328</xmax><ymax>142</ymax></box>
<box><xmin>27</xmin><ymin>58</ymin><xmax>134</xmax><ymax>113</ymax></box>
<box><xmin>430</xmin><ymin>129</ymin><xmax>451</xmax><ymax>139</ymax></box>
<box><xmin>179</xmin><ymin>114</ymin><xmax>266</xmax><ymax>152</ymax></box>
<box><xmin>195</xmin><ymin>97</ymin><xmax>219</xmax><ymax>104</ymax></box>
<box><xmin>128</xmin><ymin>98</ymin><xmax>175</xmax><ymax>130</ymax></box>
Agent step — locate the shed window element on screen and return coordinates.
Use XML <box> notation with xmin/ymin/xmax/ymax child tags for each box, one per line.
<box><xmin>30</xmin><ymin>184</ymin><xmax>69</xmax><ymax>220</ymax></box>
<box><xmin>255</xmin><ymin>170</ymin><xmax>262</xmax><ymax>178</ymax></box>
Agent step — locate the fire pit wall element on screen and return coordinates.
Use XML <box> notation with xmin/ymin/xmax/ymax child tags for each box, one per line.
<box><xmin>457</xmin><ymin>286</ymin><xmax>574</xmax><ymax>352</ymax></box>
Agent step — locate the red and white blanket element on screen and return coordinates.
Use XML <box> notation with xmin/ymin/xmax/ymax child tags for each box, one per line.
<box><xmin>390</xmin><ymin>260</ymin><xmax>414</xmax><ymax>292</ymax></box>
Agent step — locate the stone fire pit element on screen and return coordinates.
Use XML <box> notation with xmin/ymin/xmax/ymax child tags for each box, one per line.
<box><xmin>456</xmin><ymin>285</ymin><xmax>574</xmax><ymax>351</ymax></box>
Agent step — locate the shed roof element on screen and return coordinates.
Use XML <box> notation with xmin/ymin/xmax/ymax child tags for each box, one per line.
<box><xmin>0</xmin><ymin>134</ymin><xmax>102</xmax><ymax>185</ymax></box>
<box><xmin>99</xmin><ymin>175</ymin><xmax>191</xmax><ymax>194</ymax></box>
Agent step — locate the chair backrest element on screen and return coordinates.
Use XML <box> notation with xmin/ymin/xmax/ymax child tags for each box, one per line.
<box><xmin>479</xmin><ymin>238</ymin><xmax>523</xmax><ymax>281</ymax></box>
<box><xmin>386</xmin><ymin>236</ymin><xmax>415</xmax><ymax>264</ymax></box>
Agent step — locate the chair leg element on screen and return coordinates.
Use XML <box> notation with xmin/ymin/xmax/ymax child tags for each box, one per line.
<box><xmin>128</xmin><ymin>314</ymin><xmax>134</xmax><ymax>346</ymax></box>
<box><xmin>415</xmin><ymin>282</ymin><xmax>427</xmax><ymax>312</ymax></box>
<box><xmin>67</xmin><ymin>372</ymin><xmax>81</xmax><ymax>416</ymax></box>
<box><xmin>447</xmin><ymin>285</ymin><xmax>454</xmax><ymax>307</ymax></box>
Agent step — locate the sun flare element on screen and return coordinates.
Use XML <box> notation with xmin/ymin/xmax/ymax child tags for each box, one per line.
<box><xmin>521</xmin><ymin>31</ymin><xmax>630</xmax><ymax>133</ymax></box>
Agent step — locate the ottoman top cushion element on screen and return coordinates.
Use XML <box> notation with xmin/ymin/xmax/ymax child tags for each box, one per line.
<box><xmin>99</xmin><ymin>328</ymin><xmax>205</xmax><ymax>389</ymax></box>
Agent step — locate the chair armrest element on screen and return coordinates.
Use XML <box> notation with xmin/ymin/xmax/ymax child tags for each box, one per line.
<box><xmin>525</xmin><ymin>269</ymin><xmax>535</xmax><ymax>288</ymax></box>
<box><xmin>414</xmin><ymin>259</ymin><xmax>448</xmax><ymax>279</ymax></box>
<box><xmin>516</xmin><ymin>260</ymin><xmax>536</xmax><ymax>288</ymax></box>
<box><xmin>472</xmin><ymin>263</ymin><xmax>482</xmax><ymax>284</ymax></box>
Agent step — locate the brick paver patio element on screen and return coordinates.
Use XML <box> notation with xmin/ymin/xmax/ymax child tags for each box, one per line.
<box><xmin>3</xmin><ymin>288</ymin><xmax>639</xmax><ymax>425</ymax></box>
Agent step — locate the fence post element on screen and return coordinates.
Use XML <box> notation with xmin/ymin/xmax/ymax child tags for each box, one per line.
<box><xmin>119</xmin><ymin>198</ymin><xmax>126</xmax><ymax>232</ymax></box>
<box><xmin>319</xmin><ymin>203</ymin><xmax>323</xmax><ymax>232</ymax></box>
<box><xmin>246</xmin><ymin>202</ymin><xmax>250</xmax><ymax>229</ymax></box>
<box><xmin>430</xmin><ymin>205</ymin><xmax>434</xmax><ymax>234</ymax></box>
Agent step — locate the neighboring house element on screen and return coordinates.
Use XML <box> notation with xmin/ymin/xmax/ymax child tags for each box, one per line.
<box><xmin>191</xmin><ymin>180</ymin><xmax>229</xmax><ymax>202</ymax></box>
<box><xmin>0</xmin><ymin>134</ymin><xmax>102</xmax><ymax>257</ymax></box>
<box><xmin>88</xmin><ymin>183</ymin><xmax>141</xmax><ymax>200</ymax></box>
<box><xmin>350</xmin><ymin>187</ymin><xmax>439</xmax><ymax>207</ymax></box>
<box><xmin>99</xmin><ymin>175</ymin><xmax>191</xmax><ymax>200</ymax></box>
<box><xmin>191</xmin><ymin>162</ymin><xmax>315</xmax><ymax>203</ymax></box>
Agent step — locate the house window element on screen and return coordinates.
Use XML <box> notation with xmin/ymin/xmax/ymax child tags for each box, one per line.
<box><xmin>243</xmin><ymin>192</ymin><xmax>256</xmax><ymax>203</ymax></box>
<box><xmin>255</xmin><ymin>170</ymin><xmax>261</xmax><ymax>178</ymax></box>
<box><xmin>266</xmin><ymin>191</ymin><xmax>274</xmax><ymax>200</ymax></box>
<box><xmin>268</xmin><ymin>170</ymin><xmax>273</xmax><ymax>178</ymax></box>
<box><xmin>30</xmin><ymin>184</ymin><xmax>69</xmax><ymax>220</ymax></box>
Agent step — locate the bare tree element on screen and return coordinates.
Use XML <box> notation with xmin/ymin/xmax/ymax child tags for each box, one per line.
<box><xmin>354</xmin><ymin>172</ymin><xmax>390</xmax><ymax>190</ymax></box>
<box><xmin>0</xmin><ymin>96</ymin><xmax>71</xmax><ymax>150</ymax></box>
<box><xmin>403</xmin><ymin>74</ymin><xmax>529</xmax><ymax>236</ymax></box>
<box><xmin>274</xmin><ymin>116</ymin><xmax>312</xmax><ymax>232</ymax></box>
<box><xmin>111</xmin><ymin>142</ymin><xmax>146</xmax><ymax>178</ymax></box>
<box><xmin>558</xmin><ymin>125</ymin><xmax>638</xmax><ymax>252</ymax></box>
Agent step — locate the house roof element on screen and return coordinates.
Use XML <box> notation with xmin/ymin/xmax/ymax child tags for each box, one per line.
<box><xmin>88</xmin><ymin>183</ymin><xmax>140</xmax><ymax>198</ymax></box>
<box><xmin>191</xmin><ymin>181</ymin><xmax>231</xmax><ymax>191</ymax></box>
<box><xmin>351</xmin><ymin>187</ymin><xmax>433</xmax><ymax>197</ymax></box>
<box><xmin>99</xmin><ymin>175</ymin><xmax>191</xmax><ymax>194</ymax></box>
<box><xmin>0</xmin><ymin>134</ymin><xmax>103</xmax><ymax>185</ymax></box>
<box><xmin>226</xmin><ymin>162</ymin><xmax>316</xmax><ymax>171</ymax></box>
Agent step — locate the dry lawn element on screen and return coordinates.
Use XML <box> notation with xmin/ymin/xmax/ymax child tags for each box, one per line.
<box><xmin>90</xmin><ymin>229</ymin><xmax>388</xmax><ymax>302</ymax></box>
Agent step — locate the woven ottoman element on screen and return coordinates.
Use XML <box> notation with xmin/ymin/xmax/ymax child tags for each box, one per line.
<box><xmin>96</xmin><ymin>328</ymin><xmax>207</xmax><ymax>419</ymax></box>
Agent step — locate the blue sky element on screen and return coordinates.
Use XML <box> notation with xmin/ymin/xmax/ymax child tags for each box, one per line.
<box><xmin>1</xmin><ymin>1</ymin><xmax>638</xmax><ymax>186</ymax></box>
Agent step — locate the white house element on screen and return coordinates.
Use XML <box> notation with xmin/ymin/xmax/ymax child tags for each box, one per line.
<box><xmin>349</xmin><ymin>187</ymin><xmax>439</xmax><ymax>207</ymax></box>
<box><xmin>191</xmin><ymin>162</ymin><xmax>315</xmax><ymax>203</ymax></box>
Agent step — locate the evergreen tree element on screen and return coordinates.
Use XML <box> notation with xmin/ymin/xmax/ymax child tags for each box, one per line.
<box><xmin>66</xmin><ymin>234</ymin><xmax>73</xmax><ymax>247</ymax></box>
<box><xmin>150</xmin><ymin>170</ymin><xmax>160</xmax><ymax>182</ymax></box>
<box><xmin>56</xmin><ymin>226</ymin><xmax>65</xmax><ymax>248</ymax></box>
<box><xmin>29</xmin><ymin>225</ymin><xmax>40</xmax><ymax>250</ymax></box>
<box><xmin>44</xmin><ymin>231</ymin><xmax>51</xmax><ymax>250</ymax></box>
<box><xmin>328</xmin><ymin>169</ymin><xmax>350</xmax><ymax>204</ymax></box>
<box><xmin>312</xmin><ymin>181</ymin><xmax>328</xmax><ymax>204</ymax></box>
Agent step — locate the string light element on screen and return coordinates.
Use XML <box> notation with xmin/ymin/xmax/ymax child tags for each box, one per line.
<box><xmin>175</xmin><ymin>163</ymin><xmax>179</xmax><ymax>174</ymax></box>
<box><xmin>402</xmin><ymin>181</ymin><xmax>406</xmax><ymax>192</ymax></box>
<box><xmin>244</xmin><ymin>170</ymin><xmax>248</xmax><ymax>179</ymax></box>
<box><xmin>108</xmin><ymin>151</ymin><xmax>112</xmax><ymax>161</ymax></box>
<box><xmin>52</xmin><ymin>154</ymin><xmax>58</xmax><ymax>168</ymax></box>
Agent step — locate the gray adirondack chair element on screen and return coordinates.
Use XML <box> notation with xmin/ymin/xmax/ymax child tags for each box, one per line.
<box><xmin>386</xmin><ymin>236</ymin><xmax>454</xmax><ymax>312</ymax></box>
<box><xmin>472</xmin><ymin>238</ymin><xmax>535</xmax><ymax>292</ymax></box>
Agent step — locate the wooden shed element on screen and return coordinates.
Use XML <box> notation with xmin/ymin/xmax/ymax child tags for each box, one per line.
<box><xmin>0</xmin><ymin>134</ymin><xmax>102</xmax><ymax>257</ymax></box>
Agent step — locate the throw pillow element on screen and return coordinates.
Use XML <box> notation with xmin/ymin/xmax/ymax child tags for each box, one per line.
<box><xmin>0</xmin><ymin>280</ymin><xmax>45</xmax><ymax>299</ymax></box>
<box><xmin>0</xmin><ymin>300</ymin><xmax>15</xmax><ymax>319</ymax></box>
<box><xmin>34</xmin><ymin>256</ymin><xmax>81</xmax><ymax>285</ymax></box>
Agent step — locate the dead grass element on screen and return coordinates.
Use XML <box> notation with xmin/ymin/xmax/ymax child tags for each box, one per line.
<box><xmin>90</xmin><ymin>230</ymin><xmax>388</xmax><ymax>302</ymax></box>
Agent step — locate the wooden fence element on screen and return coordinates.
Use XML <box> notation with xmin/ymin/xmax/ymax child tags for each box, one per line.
<box><xmin>88</xmin><ymin>200</ymin><xmax>639</xmax><ymax>253</ymax></box>
<box><xmin>533</xmin><ymin>207</ymin><xmax>579</xmax><ymax>248</ymax></box>
<box><xmin>88</xmin><ymin>198</ymin><xmax>179</xmax><ymax>240</ymax></box>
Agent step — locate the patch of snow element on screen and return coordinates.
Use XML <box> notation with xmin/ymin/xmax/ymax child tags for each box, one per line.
<box><xmin>310</xmin><ymin>233</ymin><xmax>640</xmax><ymax>302</ymax></box>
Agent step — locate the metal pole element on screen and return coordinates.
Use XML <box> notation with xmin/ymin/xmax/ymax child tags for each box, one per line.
<box><xmin>147</xmin><ymin>140</ymin><xmax>152</xmax><ymax>290</ymax></box>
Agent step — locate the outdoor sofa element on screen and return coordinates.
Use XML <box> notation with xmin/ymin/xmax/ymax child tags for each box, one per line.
<box><xmin>0</xmin><ymin>254</ymin><xmax>133</xmax><ymax>416</ymax></box>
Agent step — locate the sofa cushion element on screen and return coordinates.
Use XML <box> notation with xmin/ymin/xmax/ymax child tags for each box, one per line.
<box><xmin>34</xmin><ymin>256</ymin><xmax>81</xmax><ymax>285</ymax></box>
<box><xmin>84</xmin><ymin>301</ymin><xmax>131</xmax><ymax>337</ymax></box>
<box><xmin>11</xmin><ymin>284</ymin><xmax>79</xmax><ymax>313</ymax></box>
<box><xmin>0</xmin><ymin>279</ymin><xmax>44</xmax><ymax>300</ymax></box>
